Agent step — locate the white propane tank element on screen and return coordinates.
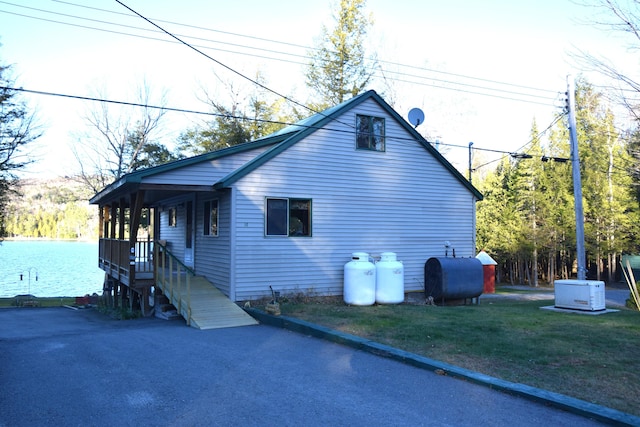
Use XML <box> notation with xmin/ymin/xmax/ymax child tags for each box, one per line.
<box><xmin>344</xmin><ymin>252</ymin><xmax>376</xmax><ymax>305</ymax></box>
<box><xmin>375</xmin><ymin>252</ymin><xmax>404</xmax><ymax>304</ymax></box>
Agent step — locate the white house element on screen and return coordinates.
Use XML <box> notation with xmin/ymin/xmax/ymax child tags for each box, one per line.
<box><xmin>91</xmin><ymin>89</ymin><xmax>482</xmax><ymax>314</ymax></box>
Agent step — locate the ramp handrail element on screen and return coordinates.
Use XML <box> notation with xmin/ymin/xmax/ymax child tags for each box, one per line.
<box><xmin>154</xmin><ymin>241</ymin><xmax>195</xmax><ymax>325</ymax></box>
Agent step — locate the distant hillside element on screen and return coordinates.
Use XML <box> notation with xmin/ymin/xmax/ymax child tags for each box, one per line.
<box><xmin>4</xmin><ymin>177</ymin><xmax>99</xmax><ymax>240</ymax></box>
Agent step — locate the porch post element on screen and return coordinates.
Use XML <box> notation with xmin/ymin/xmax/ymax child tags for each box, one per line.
<box><xmin>109</xmin><ymin>204</ymin><xmax>117</xmax><ymax>240</ymax></box>
<box><xmin>128</xmin><ymin>190</ymin><xmax>146</xmax><ymax>312</ymax></box>
<box><xmin>118</xmin><ymin>198</ymin><xmax>126</xmax><ymax>240</ymax></box>
<box><xmin>103</xmin><ymin>204</ymin><xmax>117</xmax><ymax>308</ymax></box>
<box><xmin>98</xmin><ymin>205</ymin><xmax>104</xmax><ymax>239</ymax></box>
<box><xmin>114</xmin><ymin>199</ymin><xmax>126</xmax><ymax>308</ymax></box>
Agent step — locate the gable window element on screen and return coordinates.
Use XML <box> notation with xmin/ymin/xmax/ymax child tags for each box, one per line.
<box><xmin>266</xmin><ymin>198</ymin><xmax>311</xmax><ymax>237</ymax></box>
<box><xmin>356</xmin><ymin>114</ymin><xmax>385</xmax><ymax>151</ymax></box>
<box><xmin>203</xmin><ymin>200</ymin><xmax>219</xmax><ymax>236</ymax></box>
<box><xmin>168</xmin><ymin>207</ymin><xmax>177</xmax><ymax>227</ymax></box>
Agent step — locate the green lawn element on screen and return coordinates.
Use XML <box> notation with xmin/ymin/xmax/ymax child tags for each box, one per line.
<box><xmin>267</xmin><ymin>296</ymin><xmax>640</xmax><ymax>416</ymax></box>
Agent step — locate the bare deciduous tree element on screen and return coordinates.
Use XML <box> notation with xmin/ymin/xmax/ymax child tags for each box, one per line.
<box><xmin>573</xmin><ymin>0</ymin><xmax>640</xmax><ymax>118</ymax></box>
<box><xmin>72</xmin><ymin>80</ymin><xmax>171</xmax><ymax>193</ymax></box>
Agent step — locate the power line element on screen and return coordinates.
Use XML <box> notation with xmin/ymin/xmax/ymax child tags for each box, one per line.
<box><xmin>4</xmin><ymin>84</ymin><xmax>539</xmax><ymax>161</ymax></box>
<box><xmin>50</xmin><ymin>0</ymin><xmax>317</xmax><ymax>53</ymax></box>
<box><xmin>1</xmin><ymin>85</ymin><xmax>290</xmax><ymax>125</ymax></box>
<box><xmin>42</xmin><ymin>0</ymin><xmax>556</xmax><ymax>100</ymax></box>
<box><xmin>50</xmin><ymin>0</ymin><xmax>558</xmax><ymax>95</ymax></box>
<box><xmin>511</xmin><ymin>112</ymin><xmax>567</xmax><ymax>155</ymax></box>
<box><xmin>113</xmin><ymin>0</ymin><xmax>351</xmax><ymax>128</ymax></box>
<box><xmin>0</xmin><ymin>2</ymin><xmax>560</xmax><ymax>106</ymax></box>
<box><xmin>466</xmin><ymin>112</ymin><xmax>569</xmax><ymax>173</ymax></box>
<box><xmin>0</xmin><ymin>2</ymin><xmax>578</xmax><ymax>167</ymax></box>
<box><xmin>377</xmin><ymin>67</ymin><xmax>558</xmax><ymax>102</ymax></box>
<box><xmin>0</xmin><ymin>2</ymin><xmax>307</xmax><ymax>62</ymax></box>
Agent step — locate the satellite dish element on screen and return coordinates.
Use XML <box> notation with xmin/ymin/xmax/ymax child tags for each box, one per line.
<box><xmin>408</xmin><ymin>108</ymin><xmax>425</xmax><ymax>128</ymax></box>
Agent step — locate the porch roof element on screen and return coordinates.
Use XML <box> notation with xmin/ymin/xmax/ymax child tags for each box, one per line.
<box><xmin>89</xmin><ymin>129</ymin><xmax>297</xmax><ymax>206</ymax></box>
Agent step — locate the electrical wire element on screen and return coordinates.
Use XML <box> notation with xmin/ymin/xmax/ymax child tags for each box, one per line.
<box><xmin>510</xmin><ymin>112</ymin><xmax>568</xmax><ymax>155</ymax></box>
<box><xmin>0</xmin><ymin>3</ymin><xmax>595</xmax><ymax>167</ymax></box>
<box><xmin>13</xmin><ymin>83</ymin><xmax>633</xmax><ymax>184</ymax></box>
<box><xmin>50</xmin><ymin>0</ymin><xmax>558</xmax><ymax>95</ymax></box>
<box><xmin>50</xmin><ymin>0</ymin><xmax>318</xmax><ymax>53</ymax></box>
<box><xmin>0</xmin><ymin>1</ymin><xmax>560</xmax><ymax>106</ymax></box>
<box><xmin>113</xmin><ymin>0</ymin><xmax>356</xmax><ymax>129</ymax></box>
<box><xmin>3</xmin><ymin>84</ymin><xmax>541</xmax><ymax>160</ymax></box>
<box><xmin>1</xmin><ymin>85</ymin><xmax>292</xmax><ymax>126</ymax></box>
<box><xmin>1</xmin><ymin>1</ymin><xmax>558</xmax><ymax>103</ymax></box>
<box><xmin>0</xmin><ymin>2</ymin><xmax>308</xmax><ymax>62</ymax></box>
<box><xmin>466</xmin><ymin>112</ymin><xmax>569</xmax><ymax>173</ymax></box>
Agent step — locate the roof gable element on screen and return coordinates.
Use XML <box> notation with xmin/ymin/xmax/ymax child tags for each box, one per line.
<box><xmin>91</xmin><ymin>90</ymin><xmax>482</xmax><ymax>204</ymax></box>
<box><xmin>214</xmin><ymin>90</ymin><xmax>482</xmax><ymax>200</ymax></box>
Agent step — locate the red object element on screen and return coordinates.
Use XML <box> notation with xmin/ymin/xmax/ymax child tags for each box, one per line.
<box><xmin>75</xmin><ymin>296</ymin><xmax>90</xmax><ymax>305</ymax></box>
<box><xmin>482</xmin><ymin>265</ymin><xmax>495</xmax><ymax>294</ymax></box>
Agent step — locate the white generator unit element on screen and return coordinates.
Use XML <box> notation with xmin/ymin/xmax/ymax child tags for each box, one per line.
<box><xmin>554</xmin><ymin>279</ymin><xmax>605</xmax><ymax>311</ymax></box>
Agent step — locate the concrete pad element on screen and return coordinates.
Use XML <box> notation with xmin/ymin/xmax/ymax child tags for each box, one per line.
<box><xmin>540</xmin><ymin>306</ymin><xmax>620</xmax><ymax>315</ymax></box>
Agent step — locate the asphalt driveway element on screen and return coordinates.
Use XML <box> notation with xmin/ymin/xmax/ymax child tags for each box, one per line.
<box><xmin>0</xmin><ymin>307</ymin><xmax>614</xmax><ymax>427</ymax></box>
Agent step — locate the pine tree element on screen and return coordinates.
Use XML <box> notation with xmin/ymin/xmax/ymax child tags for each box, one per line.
<box><xmin>543</xmin><ymin>124</ymin><xmax>575</xmax><ymax>281</ymax></box>
<box><xmin>305</xmin><ymin>0</ymin><xmax>375</xmax><ymax>108</ymax></box>
<box><xmin>574</xmin><ymin>82</ymin><xmax>640</xmax><ymax>280</ymax></box>
<box><xmin>476</xmin><ymin>157</ymin><xmax>523</xmax><ymax>284</ymax></box>
<box><xmin>0</xmin><ymin>62</ymin><xmax>40</xmax><ymax>238</ymax></box>
<box><xmin>511</xmin><ymin>121</ymin><xmax>546</xmax><ymax>285</ymax></box>
<box><xmin>177</xmin><ymin>75</ymin><xmax>290</xmax><ymax>156</ymax></box>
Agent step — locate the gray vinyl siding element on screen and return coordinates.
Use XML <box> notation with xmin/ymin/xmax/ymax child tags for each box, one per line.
<box><xmin>142</xmin><ymin>148</ymin><xmax>270</xmax><ymax>185</ymax></box>
<box><xmin>158</xmin><ymin>200</ymin><xmax>186</xmax><ymax>260</ymax></box>
<box><xmin>193</xmin><ymin>191</ymin><xmax>232</xmax><ymax>297</ymax></box>
<box><xmin>230</xmin><ymin>98</ymin><xmax>478</xmax><ymax>301</ymax></box>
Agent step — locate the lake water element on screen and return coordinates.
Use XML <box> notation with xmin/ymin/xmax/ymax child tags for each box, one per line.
<box><xmin>0</xmin><ymin>240</ymin><xmax>105</xmax><ymax>297</ymax></box>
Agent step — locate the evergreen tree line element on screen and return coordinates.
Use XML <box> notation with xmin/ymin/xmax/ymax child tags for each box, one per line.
<box><xmin>4</xmin><ymin>178</ymin><xmax>98</xmax><ymax>240</ymax></box>
<box><xmin>476</xmin><ymin>80</ymin><xmax>640</xmax><ymax>285</ymax></box>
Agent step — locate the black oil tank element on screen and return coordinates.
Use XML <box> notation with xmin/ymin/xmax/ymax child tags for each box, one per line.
<box><xmin>424</xmin><ymin>257</ymin><xmax>483</xmax><ymax>300</ymax></box>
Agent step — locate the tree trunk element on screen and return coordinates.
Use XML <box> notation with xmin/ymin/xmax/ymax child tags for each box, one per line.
<box><xmin>532</xmin><ymin>247</ymin><xmax>539</xmax><ymax>287</ymax></box>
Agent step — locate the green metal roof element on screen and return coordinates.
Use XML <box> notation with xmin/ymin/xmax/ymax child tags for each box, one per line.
<box><xmin>89</xmin><ymin>130</ymin><xmax>294</xmax><ymax>204</ymax></box>
<box><xmin>91</xmin><ymin>90</ymin><xmax>482</xmax><ymax>204</ymax></box>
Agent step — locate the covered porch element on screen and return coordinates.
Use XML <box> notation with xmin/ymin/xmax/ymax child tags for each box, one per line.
<box><xmin>96</xmin><ymin>189</ymin><xmax>157</xmax><ymax>314</ymax></box>
<box><xmin>92</xmin><ymin>181</ymin><xmax>212</xmax><ymax>315</ymax></box>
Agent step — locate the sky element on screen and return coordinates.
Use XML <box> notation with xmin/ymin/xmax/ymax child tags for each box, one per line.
<box><xmin>0</xmin><ymin>0</ymin><xmax>637</xmax><ymax>180</ymax></box>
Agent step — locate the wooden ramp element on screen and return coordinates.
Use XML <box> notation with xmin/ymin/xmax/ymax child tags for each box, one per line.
<box><xmin>159</xmin><ymin>275</ymin><xmax>258</xmax><ymax>330</ymax></box>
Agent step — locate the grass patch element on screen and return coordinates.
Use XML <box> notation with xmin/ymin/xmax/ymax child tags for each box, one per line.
<box><xmin>0</xmin><ymin>295</ymin><xmax>141</xmax><ymax>320</ymax></box>
<box><xmin>0</xmin><ymin>296</ymin><xmax>77</xmax><ymax>308</ymax></box>
<box><xmin>262</xmin><ymin>297</ymin><xmax>640</xmax><ymax>416</ymax></box>
<box><xmin>96</xmin><ymin>304</ymin><xmax>141</xmax><ymax>320</ymax></box>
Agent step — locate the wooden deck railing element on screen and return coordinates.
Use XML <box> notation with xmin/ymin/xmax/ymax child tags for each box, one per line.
<box><xmin>98</xmin><ymin>238</ymin><xmax>155</xmax><ymax>282</ymax></box>
<box><xmin>154</xmin><ymin>242</ymin><xmax>195</xmax><ymax>326</ymax></box>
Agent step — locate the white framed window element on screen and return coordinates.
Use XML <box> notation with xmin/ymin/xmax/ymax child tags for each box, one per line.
<box><xmin>203</xmin><ymin>200</ymin><xmax>219</xmax><ymax>236</ymax></box>
<box><xmin>356</xmin><ymin>114</ymin><xmax>385</xmax><ymax>151</ymax></box>
<box><xmin>265</xmin><ymin>198</ymin><xmax>311</xmax><ymax>237</ymax></box>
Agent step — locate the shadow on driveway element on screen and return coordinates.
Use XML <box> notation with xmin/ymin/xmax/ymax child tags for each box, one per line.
<box><xmin>0</xmin><ymin>307</ymin><xmax>631</xmax><ymax>426</ymax></box>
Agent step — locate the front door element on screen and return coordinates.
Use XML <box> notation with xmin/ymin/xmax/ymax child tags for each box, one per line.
<box><xmin>184</xmin><ymin>200</ymin><xmax>194</xmax><ymax>267</ymax></box>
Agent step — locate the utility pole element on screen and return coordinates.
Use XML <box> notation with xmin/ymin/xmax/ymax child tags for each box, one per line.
<box><xmin>567</xmin><ymin>75</ymin><xmax>587</xmax><ymax>280</ymax></box>
<box><xmin>468</xmin><ymin>141</ymin><xmax>473</xmax><ymax>183</ymax></box>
